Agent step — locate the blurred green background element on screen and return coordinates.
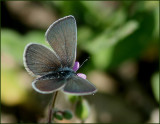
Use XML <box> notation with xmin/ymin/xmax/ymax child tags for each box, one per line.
<box><xmin>1</xmin><ymin>1</ymin><xmax>159</xmax><ymax>123</ymax></box>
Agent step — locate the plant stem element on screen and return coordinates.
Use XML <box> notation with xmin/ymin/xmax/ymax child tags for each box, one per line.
<box><xmin>48</xmin><ymin>91</ymin><xmax>58</xmax><ymax>123</ymax></box>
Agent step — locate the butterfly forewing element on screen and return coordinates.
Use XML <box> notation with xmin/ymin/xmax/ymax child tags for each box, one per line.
<box><xmin>62</xmin><ymin>75</ymin><xmax>97</xmax><ymax>95</ymax></box>
<box><xmin>24</xmin><ymin>43</ymin><xmax>61</xmax><ymax>76</ymax></box>
<box><xmin>45</xmin><ymin>15</ymin><xmax>77</xmax><ymax>68</ymax></box>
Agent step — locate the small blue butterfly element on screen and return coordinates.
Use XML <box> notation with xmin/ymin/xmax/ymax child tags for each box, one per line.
<box><xmin>23</xmin><ymin>15</ymin><xmax>97</xmax><ymax>95</ymax></box>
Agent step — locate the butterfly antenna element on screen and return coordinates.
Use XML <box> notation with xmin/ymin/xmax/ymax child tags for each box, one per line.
<box><xmin>79</xmin><ymin>57</ymin><xmax>90</xmax><ymax>69</ymax></box>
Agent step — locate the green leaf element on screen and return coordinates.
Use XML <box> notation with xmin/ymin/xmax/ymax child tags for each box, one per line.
<box><xmin>1</xmin><ymin>29</ymin><xmax>26</xmax><ymax>63</ymax></box>
<box><xmin>81</xmin><ymin>2</ymin><xmax>126</xmax><ymax>28</ymax></box>
<box><xmin>1</xmin><ymin>29</ymin><xmax>47</xmax><ymax>64</ymax></box>
<box><xmin>83</xmin><ymin>20</ymin><xmax>138</xmax><ymax>70</ymax></box>
<box><xmin>24</xmin><ymin>31</ymin><xmax>46</xmax><ymax>45</ymax></box>
<box><xmin>108</xmin><ymin>8</ymin><xmax>156</xmax><ymax>69</ymax></box>
<box><xmin>75</xmin><ymin>99</ymin><xmax>90</xmax><ymax>121</ymax></box>
<box><xmin>67</xmin><ymin>94</ymin><xmax>79</xmax><ymax>104</ymax></box>
<box><xmin>92</xmin><ymin>46</ymin><xmax>114</xmax><ymax>70</ymax></box>
<box><xmin>151</xmin><ymin>72</ymin><xmax>159</xmax><ymax>103</ymax></box>
<box><xmin>83</xmin><ymin>20</ymin><xmax>138</xmax><ymax>54</ymax></box>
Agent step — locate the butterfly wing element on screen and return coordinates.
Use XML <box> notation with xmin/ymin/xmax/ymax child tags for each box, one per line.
<box><xmin>23</xmin><ymin>43</ymin><xmax>61</xmax><ymax>76</ymax></box>
<box><xmin>32</xmin><ymin>76</ymin><xmax>66</xmax><ymax>94</ymax></box>
<box><xmin>45</xmin><ymin>15</ymin><xmax>77</xmax><ymax>68</ymax></box>
<box><xmin>62</xmin><ymin>75</ymin><xmax>97</xmax><ymax>95</ymax></box>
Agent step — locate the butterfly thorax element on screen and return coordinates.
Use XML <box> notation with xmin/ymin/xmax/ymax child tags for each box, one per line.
<box><xmin>37</xmin><ymin>67</ymin><xmax>75</xmax><ymax>80</ymax></box>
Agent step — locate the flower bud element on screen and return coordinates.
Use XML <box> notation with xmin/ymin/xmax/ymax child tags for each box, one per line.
<box><xmin>63</xmin><ymin>110</ymin><xmax>73</xmax><ymax>120</ymax></box>
<box><xmin>75</xmin><ymin>99</ymin><xmax>90</xmax><ymax>120</ymax></box>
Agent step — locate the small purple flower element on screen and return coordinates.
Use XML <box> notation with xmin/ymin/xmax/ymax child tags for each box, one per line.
<box><xmin>73</xmin><ymin>61</ymin><xmax>80</xmax><ymax>72</ymax></box>
<box><xmin>77</xmin><ymin>73</ymin><xmax>86</xmax><ymax>79</ymax></box>
<box><xmin>73</xmin><ymin>61</ymin><xmax>86</xmax><ymax>79</ymax></box>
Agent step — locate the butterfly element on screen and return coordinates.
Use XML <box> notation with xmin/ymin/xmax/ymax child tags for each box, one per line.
<box><xmin>23</xmin><ymin>15</ymin><xmax>97</xmax><ymax>95</ymax></box>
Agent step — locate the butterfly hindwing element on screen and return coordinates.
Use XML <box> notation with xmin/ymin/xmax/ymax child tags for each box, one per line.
<box><xmin>32</xmin><ymin>76</ymin><xmax>66</xmax><ymax>94</ymax></box>
<box><xmin>62</xmin><ymin>75</ymin><xmax>97</xmax><ymax>95</ymax></box>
